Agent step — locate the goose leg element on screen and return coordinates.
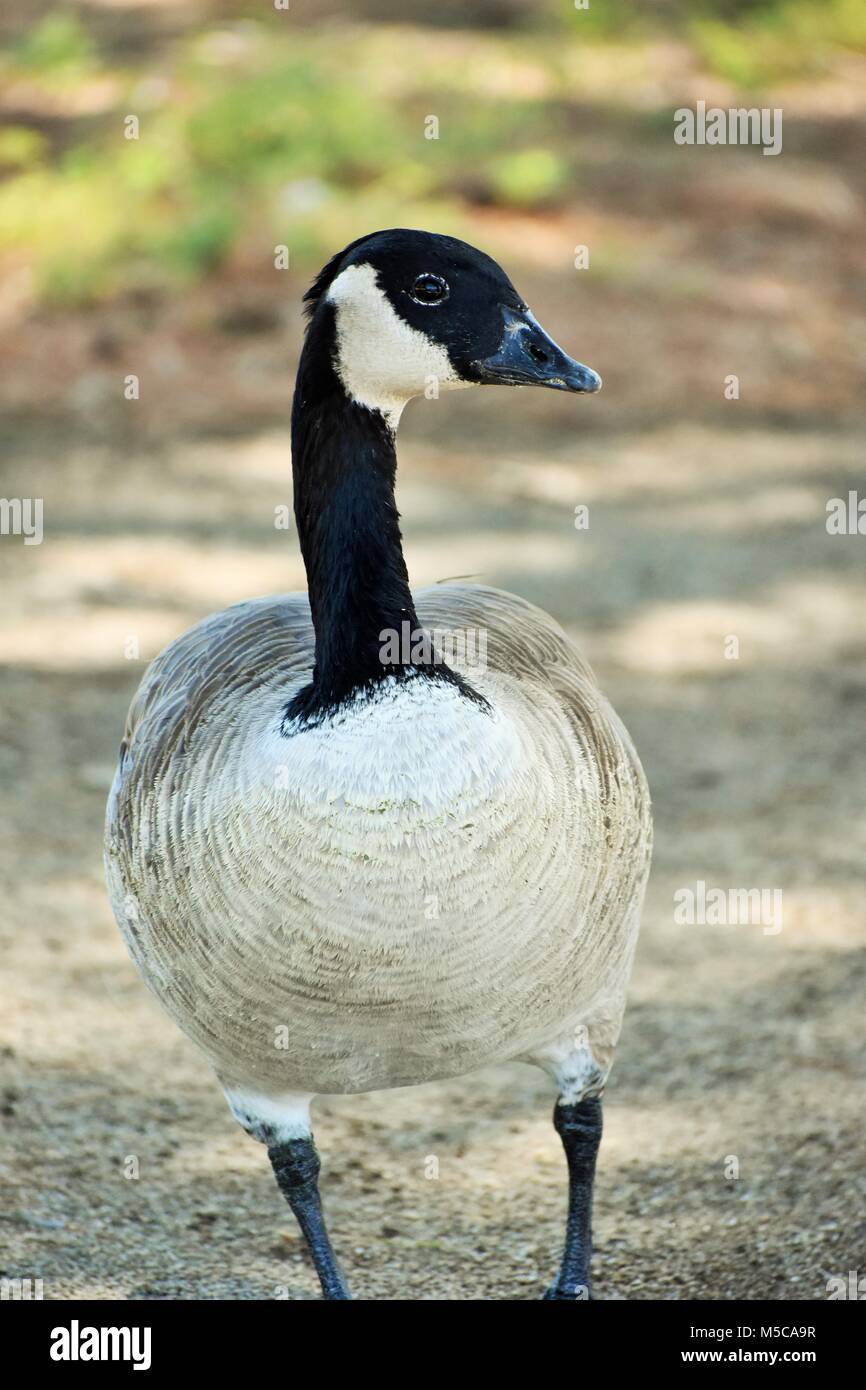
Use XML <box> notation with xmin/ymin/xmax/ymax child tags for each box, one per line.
<box><xmin>267</xmin><ymin>1136</ymin><xmax>352</xmax><ymax>1300</ymax></box>
<box><xmin>543</xmin><ymin>1095</ymin><xmax>602</xmax><ymax>1301</ymax></box>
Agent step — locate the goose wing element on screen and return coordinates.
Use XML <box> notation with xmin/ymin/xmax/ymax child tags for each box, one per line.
<box><xmin>416</xmin><ymin>581</ymin><xmax>599</xmax><ymax>686</ymax></box>
<box><xmin>114</xmin><ymin>594</ymin><xmax>314</xmax><ymax>786</ymax></box>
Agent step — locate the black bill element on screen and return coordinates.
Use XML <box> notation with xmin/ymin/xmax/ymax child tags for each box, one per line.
<box><xmin>472</xmin><ymin>306</ymin><xmax>602</xmax><ymax>394</ymax></box>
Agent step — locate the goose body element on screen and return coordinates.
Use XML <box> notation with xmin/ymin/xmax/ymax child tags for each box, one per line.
<box><xmin>107</xmin><ymin>585</ymin><xmax>648</xmax><ymax>1102</ymax></box>
<box><xmin>105</xmin><ymin>230</ymin><xmax>651</xmax><ymax>1299</ymax></box>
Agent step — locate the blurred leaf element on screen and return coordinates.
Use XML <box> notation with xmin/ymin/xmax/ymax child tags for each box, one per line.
<box><xmin>0</xmin><ymin>126</ymin><xmax>47</xmax><ymax>172</ymax></box>
<box><xmin>486</xmin><ymin>148</ymin><xmax>569</xmax><ymax>208</ymax></box>
<box><xmin>11</xmin><ymin>12</ymin><xmax>96</xmax><ymax>75</ymax></box>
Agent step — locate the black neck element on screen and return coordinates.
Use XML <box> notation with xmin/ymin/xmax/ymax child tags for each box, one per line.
<box><xmin>285</xmin><ymin>306</ymin><xmax>475</xmax><ymax>727</ymax></box>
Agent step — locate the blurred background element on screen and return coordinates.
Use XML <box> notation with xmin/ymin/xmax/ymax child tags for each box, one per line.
<box><xmin>1</xmin><ymin>0</ymin><xmax>864</xmax><ymax>1300</ymax></box>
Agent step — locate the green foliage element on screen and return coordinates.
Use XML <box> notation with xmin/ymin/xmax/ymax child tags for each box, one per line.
<box><xmin>691</xmin><ymin>0</ymin><xmax>866</xmax><ymax>86</ymax></box>
<box><xmin>561</xmin><ymin>0</ymin><xmax>866</xmax><ymax>80</ymax></box>
<box><xmin>0</xmin><ymin>126</ymin><xmax>48</xmax><ymax>172</ymax></box>
<box><xmin>486</xmin><ymin>148</ymin><xmax>570</xmax><ymax>208</ymax></box>
<box><xmin>0</xmin><ymin>27</ymin><xmax>413</xmax><ymax>302</ymax></box>
<box><xmin>0</xmin><ymin>20</ymin><xmax>565</xmax><ymax>303</ymax></box>
<box><xmin>561</xmin><ymin>0</ymin><xmax>654</xmax><ymax>39</ymax></box>
<box><xmin>12</xmin><ymin>12</ymin><xmax>96</xmax><ymax>77</ymax></box>
<box><xmin>1</xmin><ymin>3</ymin><xmax>864</xmax><ymax>305</ymax></box>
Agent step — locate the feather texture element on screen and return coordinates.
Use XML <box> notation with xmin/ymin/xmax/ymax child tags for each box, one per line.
<box><xmin>105</xmin><ymin>584</ymin><xmax>651</xmax><ymax>1099</ymax></box>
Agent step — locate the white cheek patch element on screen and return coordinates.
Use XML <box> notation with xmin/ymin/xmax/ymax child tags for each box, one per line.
<box><xmin>327</xmin><ymin>262</ymin><xmax>472</xmax><ymax>426</ymax></box>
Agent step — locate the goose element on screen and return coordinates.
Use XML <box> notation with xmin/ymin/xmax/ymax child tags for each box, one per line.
<box><xmin>105</xmin><ymin>228</ymin><xmax>652</xmax><ymax>1301</ymax></box>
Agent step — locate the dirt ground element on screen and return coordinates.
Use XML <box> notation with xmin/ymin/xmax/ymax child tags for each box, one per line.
<box><xmin>1</xmin><ymin>383</ymin><xmax>864</xmax><ymax>1299</ymax></box>
<box><xmin>2</xmin><ymin>8</ymin><xmax>866</xmax><ymax>1303</ymax></box>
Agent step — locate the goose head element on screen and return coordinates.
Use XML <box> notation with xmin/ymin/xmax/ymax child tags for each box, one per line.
<box><xmin>302</xmin><ymin>228</ymin><xmax>601</xmax><ymax>427</ymax></box>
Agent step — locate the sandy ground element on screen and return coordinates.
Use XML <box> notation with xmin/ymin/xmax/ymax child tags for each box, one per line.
<box><xmin>1</xmin><ymin>389</ymin><xmax>864</xmax><ymax>1300</ymax></box>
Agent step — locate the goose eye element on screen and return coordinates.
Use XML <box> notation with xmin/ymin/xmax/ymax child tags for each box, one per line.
<box><xmin>410</xmin><ymin>273</ymin><xmax>449</xmax><ymax>305</ymax></box>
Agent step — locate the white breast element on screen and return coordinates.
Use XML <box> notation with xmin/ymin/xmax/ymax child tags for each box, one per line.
<box><xmin>270</xmin><ymin>676</ymin><xmax>522</xmax><ymax>825</ymax></box>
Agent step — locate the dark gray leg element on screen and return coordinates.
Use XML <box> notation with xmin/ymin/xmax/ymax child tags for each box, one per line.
<box><xmin>543</xmin><ymin>1095</ymin><xmax>602</xmax><ymax>1301</ymax></box>
<box><xmin>268</xmin><ymin>1136</ymin><xmax>351</xmax><ymax>1300</ymax></box>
